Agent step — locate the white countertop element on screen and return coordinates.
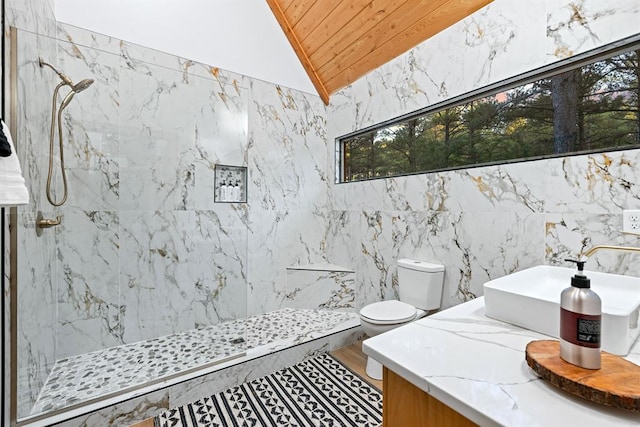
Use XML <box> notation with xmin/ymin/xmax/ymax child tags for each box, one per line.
<box><xmin>362</xmin><ymin>297</ymin><xmax>640</xmax><ymax>427</ymax></box>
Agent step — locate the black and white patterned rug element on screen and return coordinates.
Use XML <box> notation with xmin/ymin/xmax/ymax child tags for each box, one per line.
<box><xmin>154</xmin><ymin>353</ymin><xmax>382</xmax><ymax>427</ymax></box>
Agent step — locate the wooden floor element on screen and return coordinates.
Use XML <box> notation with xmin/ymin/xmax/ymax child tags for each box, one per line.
<box><xmin>332</xmin><ymin>340</ymin><xmax>383</xmax><ymax>390</ymax></box>
<box><xmin>128</xmin><ymin>341</ymin><xmax>378</xmax><ymax>427</ymax></box>
<box><xmin>131</xmin><ymin>416</ymin><xmax>155</xmax><ymax>427</ymax></box>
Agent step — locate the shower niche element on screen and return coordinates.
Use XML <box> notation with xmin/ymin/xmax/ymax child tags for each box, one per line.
<box><xmin>214</xmin><ymin>165</ymin><xmax>247</xmax><ymax>203</ymax></box>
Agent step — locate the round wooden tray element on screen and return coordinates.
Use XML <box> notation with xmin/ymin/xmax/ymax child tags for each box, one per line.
<box><xmin>525</xmin><ymin>340</ymin><xmax>640</xmax><ymax>411</ymax></box>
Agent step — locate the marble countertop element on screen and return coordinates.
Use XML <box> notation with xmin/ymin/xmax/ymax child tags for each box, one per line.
<box><xmin>362</xmin><ymin>297</ymin><xmax>640</xmax><ymax>426</ymax></box>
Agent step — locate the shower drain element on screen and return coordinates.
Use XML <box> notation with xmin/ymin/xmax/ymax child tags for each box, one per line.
<box><xmin>230</xmin><ymin>337</ymin><xmax>245</xmax><ymax>344</ymax></box>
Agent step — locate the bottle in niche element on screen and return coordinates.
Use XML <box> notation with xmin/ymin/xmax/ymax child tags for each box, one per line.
<box><xmin>220</xmin><ymin>180</ymin><xmax>228</xmax><ymax>202</ymax></box>
<box><xmin>233</xmin><ymin>180</ymin><xmax>241</xmax><ymax>201</ymax></box>
<box><xmin>559</xmin><ymin>258</ymin><xmax>601</xmax><ymax>369</ymax></box>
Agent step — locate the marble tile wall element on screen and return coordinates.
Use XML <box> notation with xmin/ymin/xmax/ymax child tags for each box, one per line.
<box><xmin>51</xmin><ymin>26</ymin><xmax>252</xmax><ymax>352</ymax></box>
<box><xmin>8</xmin><ymin>22</ymin><xmax>255</xmax><ymax>418</ymax></box>
<box><xmin>285</xmin><ymin>265</ymin><xmax>355</xmax><ymax>310</ymax></box>
<box><xmin>52</xmin><ymin>24</ymin><xmax>331</xmax><ymax>325</ymax></box>
<box><xmin>5</xmin><ymin>0</ymin><xmax>59</xmax><ymax>417</ymax></box>
<box><xmin>8</xmin><ymin>15</ymin><xmax>331</xmax><ymax>421</ymax></box>
<box><xmin>326</xmin><ymin>0</ymin><xmax>640</xmax><ymax>312</ymax></box>
<box><xmin>246</xmin><ymin>79</ymin><xmax>329</xmax><ymax>315</ymax></box>
<box><xmin>5</xmin><ymin>0</ymin><xmax>56</xmax><ymax>37</ymax></box>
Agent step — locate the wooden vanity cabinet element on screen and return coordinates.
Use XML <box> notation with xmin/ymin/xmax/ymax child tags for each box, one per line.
<box><xmin>383</xmin><ymin>367</ymin><xmax>478</xmax><ymax>427</ymax></box>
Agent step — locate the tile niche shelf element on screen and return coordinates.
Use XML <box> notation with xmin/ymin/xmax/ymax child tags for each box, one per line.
<box><xmin>215</xmin><ymin>164</ymin><xmax>247</xmax><ymax>203</ymax></box>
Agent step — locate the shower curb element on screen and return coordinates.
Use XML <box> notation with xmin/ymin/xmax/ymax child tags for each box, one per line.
<box><xmin>36</xmin><ymin>322</ymin><xmax>363</xmax><ymax>427</ymax></box>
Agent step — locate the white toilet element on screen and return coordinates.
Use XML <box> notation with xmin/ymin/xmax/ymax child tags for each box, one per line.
<box><xmin>359</xmin><ymin>258</ymin><xmax>445</xmax><ymax>379</ymax></box>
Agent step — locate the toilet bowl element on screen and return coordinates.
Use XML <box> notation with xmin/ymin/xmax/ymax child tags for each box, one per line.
<box><xmin>359</xmin><ymin>300</ymin><xmax>425</xmax><ymax>335</ymax></box>
<box><xmin>359</xmin><ymin>259</ymin><xmax>445</xmax><ymax>380</ymax></box>
<box><xmin>359</xmin><ymin>300</ymin><xmax>427</xmax><ymax>379</ymax></box>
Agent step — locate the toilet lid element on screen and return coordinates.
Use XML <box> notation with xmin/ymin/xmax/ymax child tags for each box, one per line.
<box><xmin>360</xmin><ymin>300</ymin><xmax>417</xmax><ymax>325</ymax></box>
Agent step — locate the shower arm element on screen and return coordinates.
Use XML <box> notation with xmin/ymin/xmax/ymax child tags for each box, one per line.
<box><xmin>39</xmin><ymin>58</ymin><xmax>73</xmax><ymax>86</ymax></box>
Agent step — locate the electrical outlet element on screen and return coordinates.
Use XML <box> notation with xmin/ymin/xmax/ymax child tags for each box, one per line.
<box><xmin>623</xmin><ymin>209</ymin><xmax>640</xmax><ymax>232</ymax></box>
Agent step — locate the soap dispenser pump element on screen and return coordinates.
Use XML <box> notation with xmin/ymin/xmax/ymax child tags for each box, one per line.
<box><xmin>559</xmin><ymin>258</ymin><xmax>601</xmax><ymax>369</ymax></box>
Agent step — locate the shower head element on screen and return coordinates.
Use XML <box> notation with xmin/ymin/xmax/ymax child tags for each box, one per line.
<box><xmin>73</xmin><ymin>79</ymin><xmax>94</xmax><ymax>93</ymax></box>
<box><xmin>55</xmin><ymin>79</ymin><xmax>93</xmax><ymax>111</ymax></box>
<box><xmin>59</xmin><ymin>79</ymin><xmax>94</xmax><ymax>110</ymax></box>
<box><xmin>59</xmin><ymin>91</ymin><xmax>76</xmax><ymax>111</ymax></box>
<box><xmin>39</xmin><ymin>57</ymin><xmax>73</xmax><ymax>86</ymax></box>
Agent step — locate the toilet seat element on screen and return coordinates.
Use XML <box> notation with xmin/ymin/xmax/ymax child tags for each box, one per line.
<box><xmin>360</xmin><ymin>300</ymin><xmax>417</xmax><ymax>325</ymax></box>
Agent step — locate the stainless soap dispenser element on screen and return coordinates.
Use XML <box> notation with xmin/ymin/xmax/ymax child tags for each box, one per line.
<box><xmin>559</xmin><ymin>259</ymin><xmax>601</xmax><ymax>369</ymax></box>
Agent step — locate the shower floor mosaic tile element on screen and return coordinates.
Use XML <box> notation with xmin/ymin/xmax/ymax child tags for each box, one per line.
<box><xmin>31</xmin><ymin>308</ymin><xmax>358</xmax><ymax>415</ymax></box>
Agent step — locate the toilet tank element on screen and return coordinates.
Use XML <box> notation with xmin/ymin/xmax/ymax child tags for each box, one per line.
<box><xmin>397</xmin><ymin>258</ymin><xmax>445</xmax><ymax>310</ymax></box>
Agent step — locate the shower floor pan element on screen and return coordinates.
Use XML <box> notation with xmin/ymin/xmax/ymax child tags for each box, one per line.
<box><xmin>29</xmin><ymin>308</ymin><xmax>359</xmax><ymax>418</ymax></box>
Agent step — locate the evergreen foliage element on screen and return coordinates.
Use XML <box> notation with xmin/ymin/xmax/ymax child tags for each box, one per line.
<box><xmin>342</xmin><ymin>49</ymin><xmax>640</xmax><ymax>182</ymax></box>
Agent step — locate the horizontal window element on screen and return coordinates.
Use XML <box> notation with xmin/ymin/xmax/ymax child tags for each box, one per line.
<box><xmin>338</xmin><ymin>39</ymin><xmax>640</xmax><ymax>183</ymax></box>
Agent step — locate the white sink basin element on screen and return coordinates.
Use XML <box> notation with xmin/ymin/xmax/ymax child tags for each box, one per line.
<box><xmin>484</xmin><ymin>265</ymin><xmax>640</xmax><ymax>355</ymax></box>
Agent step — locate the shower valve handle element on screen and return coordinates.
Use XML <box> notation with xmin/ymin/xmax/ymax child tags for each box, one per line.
<box><xmin>35</xmin><ymin>212</ymin><xmax>62</xmax><ymax>237</ymax></box>
<box><xmin>37</xmin><ymin>215</ymin><xmax>62</xmax><ymax>229</ymax></box>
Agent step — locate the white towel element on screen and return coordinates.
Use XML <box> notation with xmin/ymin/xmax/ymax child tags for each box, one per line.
<box><xmin>0</xmin><ymin>119</ymin><xmax>30</xmax><ymax>206</ymax></box>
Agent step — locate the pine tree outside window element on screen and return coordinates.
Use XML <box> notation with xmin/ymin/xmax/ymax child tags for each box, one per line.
<box><xmin>338</xmin><ymin>40</ymin><xmax>640</xmax><ymax>183</ymax></box>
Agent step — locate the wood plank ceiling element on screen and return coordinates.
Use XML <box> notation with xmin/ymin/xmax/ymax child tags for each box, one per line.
<box><xmin>266</xmin><ymin>0</ymin><xmax>493</xmax><ymax>105</ymax></box>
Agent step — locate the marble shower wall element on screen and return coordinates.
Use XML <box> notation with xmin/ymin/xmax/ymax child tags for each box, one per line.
<box><xmin>51</xmin><ymin>24</ymin><xmax>330</xmax><ymax>329</ymax></box>
<box><xmin>9</xmin><ymin>23</ymin><xmax>247</xmax><ymax>417</ymax></box>
<box><xmin>5</xmin><ymin>0</ymin><xmax>59</xmax><ymax>419</ymax></box>
<box><xmin>10</xmin><ymin>16</ymin><xmax>331</xmax><ymax>418</ymax></box>
<box><xmin>5</xmin><ymin>0</ymin><xmax>57</xmax><ymax>37</ymax></box>
<box><xmin>326</xmin><ymin>0</ymin><xmax>640</xmax><ymax>312</ymax></box>
<box><xmin>246</xmin><ymin>79</ymin><xmax>329</xmax><ymax>316</ymax></box>
<box><xmin>51</xmin><ymin>24</ymin><xmax>253</xmax><ymax>353</ymax></box>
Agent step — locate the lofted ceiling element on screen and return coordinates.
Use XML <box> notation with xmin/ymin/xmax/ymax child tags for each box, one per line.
<box><xmin>266</xmin><ymin>0</ymin><xmax>494</xmax><ymax>104</ymax></box>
